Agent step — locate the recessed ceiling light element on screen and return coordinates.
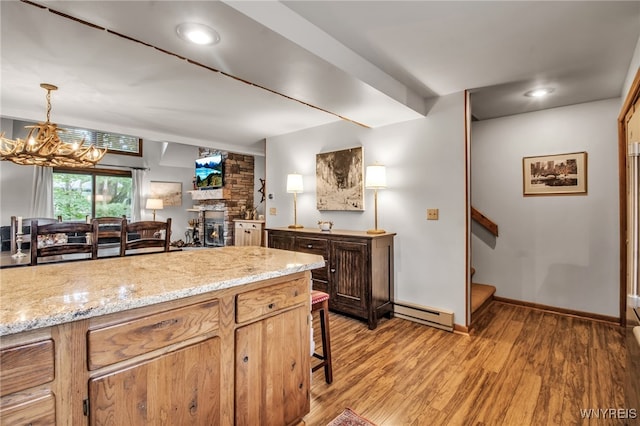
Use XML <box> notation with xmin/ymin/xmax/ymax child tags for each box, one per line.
<box><xmin>524</xmin><ymin>88</ymin><xmax>554</xmax><ymax>98</ymax></box>
<box><xmin>176</xmin><ymin>23</ymin><xmax>220</xmax><ymax>46</ymax></box>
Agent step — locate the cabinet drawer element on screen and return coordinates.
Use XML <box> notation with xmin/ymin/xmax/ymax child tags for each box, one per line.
<box><xmin>236</xmin><ymin>278</ymin><xmax>309</xmax><ymax>323</ymax></box>
<box><xmin>295</xmin><ymin>237</ymin><xmax>328</xmax><ymax>256</ymax></box>
<box><xmin>0</xmin><ymin>392</ymin><xmax>56</xmax><ymax>425</ymax></box>
<box><xmin>235</xmin><ymin>222</ymin><xmax>260</xmax><ymax>230</ymax></box>
<box><xmin>296</xmin><ymin>237</ymin><xmax>329</xmax><ymax>280</ymax></box>
<box><xmin>88</xmin><ymin>299</ymin><xmax>219</xmax><ymax>370</ymax></box>
<box><xmin>0</xmin><ymin>340</ymin><xmax>54</xmax><ymax>397</ymax></box>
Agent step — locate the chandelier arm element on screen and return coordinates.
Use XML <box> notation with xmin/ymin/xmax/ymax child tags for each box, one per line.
<box><xmin>0</xmin><ymin>83</ymin><xmax>107</xmax><ymax>167</ymax></box>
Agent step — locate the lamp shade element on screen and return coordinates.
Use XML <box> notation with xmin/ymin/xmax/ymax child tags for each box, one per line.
<box><xmin>365</xmin><ymin>165</ymin><xmax>387</xmax><ymax>189</ymax></box>
<box><xmin>146</xmin><ymin>198</ymin><xmax>164</xmax><ymax>210</ymax></box>
<box><xmin>286</xmin><ymin>173</ymin><xmax>304</xmax><ymax>193</ymax></box>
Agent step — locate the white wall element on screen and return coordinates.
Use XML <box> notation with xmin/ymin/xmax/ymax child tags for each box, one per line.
<box><xmin>471</xmin><ymin>98</ymin><xmax>620</xmax><ymax>317</ymax></box>
<box><xmin>266</xmin><ymin>92</ymin><xmax>469</xmax><ymax>325</ymax></box>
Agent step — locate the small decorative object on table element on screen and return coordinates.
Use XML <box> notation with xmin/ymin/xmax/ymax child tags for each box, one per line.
<box><xmin>12</xmin><ymin>232</ymin><xmax>26</xmax><ymax>258</ymax></box>
<box><xmin>318</xmin><ymin>220</ymin><xmax>333</xmax><ymax>231</ymax></box>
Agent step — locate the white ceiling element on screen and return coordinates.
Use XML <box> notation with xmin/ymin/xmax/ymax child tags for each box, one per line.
<box><xmin>1</xmin><ymin>1</ymin><xmax>639</xmax><ymax>156</ymax></box>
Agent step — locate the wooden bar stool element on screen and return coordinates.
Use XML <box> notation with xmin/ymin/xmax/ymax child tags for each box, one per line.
<box><xmin>311</xmin><ymin>290</ymin><xmax>333</xmax><ymax>384</ymax></box>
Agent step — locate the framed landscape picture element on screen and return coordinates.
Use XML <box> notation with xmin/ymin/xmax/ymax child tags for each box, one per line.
<box><xmin>316</xmin><ymin>147</ymin><xmax>364</xmax><ymax>211</ymax></box>
<box><xmin>523</xmin><ymin>151</ymin><xmax>587</xmax><ymax>196</ymax></box>
<box><xmin>150</xmin><ymin>181</ymin><xmax>182</xmax><ymax>206</ymax></box>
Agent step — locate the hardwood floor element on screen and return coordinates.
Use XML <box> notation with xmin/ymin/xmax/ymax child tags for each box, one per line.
<box><xmin>305</xmin><ymin>301</ymin><xmax>631</xmax><ymax>426</ymax></box>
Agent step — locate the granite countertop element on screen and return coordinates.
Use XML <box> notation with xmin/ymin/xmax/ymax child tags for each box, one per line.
<box><xmin>0</xmin><ymin>246</ymin><xmax>324</xmax><ymax>336</ymax></box>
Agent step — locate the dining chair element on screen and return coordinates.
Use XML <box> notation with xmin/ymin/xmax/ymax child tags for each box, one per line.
<box><xmin>30</xmin><ymin>219</ymin><xmax>98</xmax><ymax>265</ymax></box>
<box><xmin>119</xmin><ymin>218</ymin><xmax>171</xmax><ymax>256</ymax></box>
<box><xmin>11</xmin><ymin>216</ymin><xmax>61</xmax><ymax>254</ymax></box>
<box><xmin>95</xmin><ymin>216</ymin><xmax>127</xmax><ymax>247</ymax></box>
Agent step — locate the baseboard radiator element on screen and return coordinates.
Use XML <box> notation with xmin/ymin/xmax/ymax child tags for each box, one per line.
<box><xmin>394</xmin><ymin>301</ymin><xmax>454</xmax><ymax>332</ymax></box>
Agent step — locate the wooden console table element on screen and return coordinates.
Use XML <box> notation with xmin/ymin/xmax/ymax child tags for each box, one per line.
<box><xmin>267</xmin><ymin>228</ymin><xmax>395</xmax><ymax>329</ymax></box>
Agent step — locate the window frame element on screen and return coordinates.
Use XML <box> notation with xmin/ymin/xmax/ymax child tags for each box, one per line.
<box><xmin>54</xmin><ymin>167</ymin><xmax>133</xmax><ymax>220</ymax></box>
<box><xmin>58</xmin><ymin>125</ymin><xmax>143</xmax><ymax>157</ymax></box>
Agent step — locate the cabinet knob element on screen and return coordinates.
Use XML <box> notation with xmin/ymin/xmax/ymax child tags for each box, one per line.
<box><xmin>268</xmin><ymin>303</ymin><xmax>274</xmax><ymax>309</ymax></box>
<box><xmin>307</xmin><ymin>244</ymin><xmax>313</xmax><ymax>248</ymax></box>
<box><xmin>243</xmin><ymin>355</ymin><xmax>249</xmax><ymax>363</ymax></box>
<box><xmin>330</xmin><ymin>268</ymin><xmax>336</xmax><ymax>273</ymax></box>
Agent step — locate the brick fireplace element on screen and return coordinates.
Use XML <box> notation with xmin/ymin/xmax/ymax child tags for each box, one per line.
<box><xmin>193</xmin><ymin>149</ymin><xmax>256</xmax><ymax>246</ymax></box>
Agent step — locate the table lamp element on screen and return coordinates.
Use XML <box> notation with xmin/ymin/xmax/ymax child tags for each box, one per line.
<box><xmin>287</xmin><ymin>173</ymin><xmax>304</xmax><ymax>229</ymax></box>
<box><xmin>365</xmin><ymin>164</ymin><xmax>386</xmax><ymax>234</ymax></box>
<box><xmin>146</xmin><ymin>198</ymin><xmax>163</xmax><ymax>221</ymax></box>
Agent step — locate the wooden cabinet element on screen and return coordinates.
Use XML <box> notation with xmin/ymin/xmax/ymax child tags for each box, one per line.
<box><xmin>0</xmin><ymin>272</ymin><xmax>312</xmax><ymax>426</ymax></box>
<box><xmin>89</xmin><ymin>337</ymin><xmax>222</xmax><ymax>425</ymax></box>
<box><xmin>0</xmin><ymin>338</ymin><xmax>56</xmax><ymax>425</ymax></box>
<box><xmin>267</xmin><ymin>228</ymin><xmax>395</xmax><ymax>329</ymax></box>
<box><xmin>235</xmin><ymin>305</ymin><xmax>309</xmax><ymax>426</ymax></box>
<box><xmin>235</xmin><ymin>277</ymin><xmax>310</xmax><ymax>425</ymax></box>
<box><xmin>234</xmin><ymin>220</ymin><xmax>265</xmax><ymax>246</ymax></box>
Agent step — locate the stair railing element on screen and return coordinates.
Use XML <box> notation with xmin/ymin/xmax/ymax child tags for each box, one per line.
<box><xmin>471</xmin><ymin>207</ymin><xmax>498</xmax><ymax>237</ymax></box>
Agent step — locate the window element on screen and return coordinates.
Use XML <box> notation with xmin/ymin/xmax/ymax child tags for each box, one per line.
<box><xmin>58</xmin><ymin>126</ymin><xmax>142</xmax><ymax>156</ymax></box>
<box><xmin>53</xmin><ymin>168</ymin><xmax>132</xmax><ymax>220</ymax></box>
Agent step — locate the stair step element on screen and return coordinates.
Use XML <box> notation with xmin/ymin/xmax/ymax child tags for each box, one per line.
<box><xmin>471</xmin><ymin>283</ymin><xmax>496</xmax><ymax>314</ymax></box>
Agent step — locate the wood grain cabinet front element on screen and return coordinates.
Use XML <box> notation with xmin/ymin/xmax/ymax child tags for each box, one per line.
<box><xmin>267</xmin><ymin>228</ymin><xmax>395</xmax><ymax>329</ymax></box>
<box><xmin>235</xmin><ymin>304</ymin><xmax>309</xmax><ymax>426</ymax></box>
<box><xmin>89</xmin><ymin>337</ymin><xmax>222</xmax><ymax>426</ymax></box>
<box><xmin>234</xmin><ymin>220</ymin><xmax>265</xmax><ymax>246</ymax></box>
<box><xmin>0</xmin><ymin>339</ymin><xmax>56</xmax><ymax>425</ymax></box>
<box><xmin>87</xmin><ymin>299</ymin><xmax>220</xmax><ymax>370</ymax></box>
<box><xmin>0</xmin><ymin>272</ymin><xmax>312</xmax><ymax>425</ymax></box>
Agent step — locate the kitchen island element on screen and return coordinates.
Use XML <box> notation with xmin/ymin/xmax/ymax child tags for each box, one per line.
<box><xmin>0</xmin><ymin>246</ymin><xmax>324</xmax><ymax>425</ymax></box>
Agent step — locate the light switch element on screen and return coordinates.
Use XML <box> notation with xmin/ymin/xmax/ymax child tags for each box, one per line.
<box><xmin>427</xmin><ymin>208</ymin><xmax>439</xmax><ymax>220</ymax></box>
<box><xmin>269</xmin><ymin>207</ymin><xmax>277</xmax><ymax>215</ymax></box>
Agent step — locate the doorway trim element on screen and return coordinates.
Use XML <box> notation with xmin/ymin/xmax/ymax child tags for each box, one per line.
<box><xmin>617</xmin><ymin>67</ymin><xmax>640</xmax><ymax>327</ymax></box>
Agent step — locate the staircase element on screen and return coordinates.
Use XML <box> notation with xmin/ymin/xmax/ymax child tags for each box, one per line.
<box><xmin>471</xmin><ymin>267</ymin><xmax>496</xmax><ymax>315</ymax></box>
<box><xmin>470</xmin><ymin>207</ymin><xmax>498</xmax><ymax>319</ymax></box>
<box><xmin>470</xmin><ymin>205</ymin><xmax>499</xmax><ymax>316</ymax></box>
<box><xmin>471</xmin><ymin>282</ymin><xmax>496</xmax><ymax>314</ymax></box>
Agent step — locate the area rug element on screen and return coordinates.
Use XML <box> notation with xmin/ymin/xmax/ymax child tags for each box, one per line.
<box><xmin>327</xmin><ymin>408</ymin><xmax>377</xmax><ymax>426</ymax></box>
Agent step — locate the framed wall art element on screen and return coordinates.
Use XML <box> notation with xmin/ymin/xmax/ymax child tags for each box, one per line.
<box><xmin>316</xmin><ymin>146</ymin><xmax>364</xmax><ymax>211</ymax></box>
<box><xmin>523</xmin><ymin>151</ymin><xmax>587</xmax><ymax>196</ymax></box>
<box><xmin>150</xmin><ymin>181</ymin><xmax>182</xmax><ymax>206</ymax></box>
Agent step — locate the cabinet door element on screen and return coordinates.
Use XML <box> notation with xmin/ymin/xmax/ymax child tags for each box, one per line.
<box><xmin>235</xmin><ymin>305</ymin><xmax>310</xmax><ymax>426</ymax></box>
<box><xmin>330</xmin><ymin>240</ymin><xmax>368</xmax><ymax>317</ymax></box>
<box><xmin>89</xmin><ymin>337</ymin><xmax>221</xmax><ymax>426</ymax></box>
<box><xmin>235</xmin><ymin>222</ymin><xmax>262</xmax><ymax>246</ymax></box>
<box><xmin>267</xmin><ymin>233</ymin><xmax>295</xmax><ymax>251</ymax></box>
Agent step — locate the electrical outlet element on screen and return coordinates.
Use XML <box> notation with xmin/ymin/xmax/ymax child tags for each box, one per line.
<box><xmin>427</xmin><ymin>208</ymin><xmax>439</xmax><ymax>220</ymax></box>
<box><xmin>269</xmin><ymin>207</ymin><xmax>277</xmax><ymax>215</ymax></box>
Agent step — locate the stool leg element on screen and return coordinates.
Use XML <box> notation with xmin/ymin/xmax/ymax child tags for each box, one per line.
<box><xmin>319</xmin><ymin>300</ymin><xmax>333</xmax><ymax>384</ymax></box>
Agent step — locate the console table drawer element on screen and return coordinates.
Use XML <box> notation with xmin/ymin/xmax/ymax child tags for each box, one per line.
<box><xmin>0</xmin><ymin>340</ymin><xmax>54</xmax><ymax>396</ymax></box>
<box><xmin>236</xmin><ymin>278</ymin><xmax>308</xmax><ymax>323</ymax></box>
<box><xmin>87</xmin><ymin>299</ymin><xmax>220</xmax><ymax>369</ymax></box>
<box><xmin>295</xmin><ymin>237</ymin><xmax>328</xmax><ymax>255</ymax></box>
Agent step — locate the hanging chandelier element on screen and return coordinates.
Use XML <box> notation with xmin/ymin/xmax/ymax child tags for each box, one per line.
<box><xmin>0</xmin><ymin>83</ymin><xmax>107</xmax><ymax>167</ymax></box>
